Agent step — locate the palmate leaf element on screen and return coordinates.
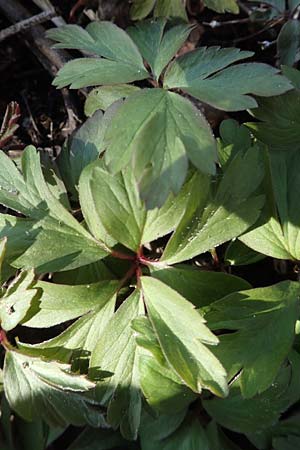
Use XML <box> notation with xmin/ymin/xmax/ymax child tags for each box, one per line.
<box><xmin>104</xmin><ymin>88</ymin><xmax>216</xmax><ymax>208</ymax></box>
<box><xmin>67</xmin><ymin>428</ymin><xmax>127</xmax><ymax>450</ymax></box>
<box><xmin>161</xmin><ymin>146</ymin><xmax>265</xmax><ymax>264</ymax></box>
<box><xmin>204</xmin><ymin>282</ymin><xmax>300</xmax><ymax>398</ymax></box>
<box><xmin>4</xmin><ymin>349</ymin><xmax>105</xmax><ymax>428</ymax></box>
<box><xmin>247</xmin><ymin>67</ymin><xmax>300</xmax><ymax>149</ymax></box>
<box><xmin>0</xmin><ymin>147</ymin><xmax>109</xmax><ymax>273</ymax></box>
<box><xmin>18</xmin><ymin>280</ymin><xmax>118</xmax><ymax>363</ymax></box>
<box><xmin>48</xmin><ymin>22</ymin><xmax>148</xmax><ymax>89</ymax></box>
<box><xmin>203</xmin><ymin>351</ymin><xmax>300</xmax><ymax>434</ymax></box>
<box><xmin>90</xmin><ymin>290</ymin><xmax>144</xmax><ymax>440</ymax></box>
<box><xmin>164</xmin><ymin>46</ymin><xmax>292</xmax><ymax>111</ymax></box>
<box><xmin>132</xmin><ymin>316</ymin><xmax>197</xmax><ymax>413</ymax></box>
<box><xmin>240</xmin><ymin>149</ymin><xmax>300</xmax><ymax>260</ymax></box>
<box><xmin>141</xmin><ymin>276</ymin><xmax>228</xmax><ymax>397</ymax></box>
<box><xmin>127</xmin><ymin>19</ymin><xmax>192</xmax><ymax>80</ymax></box>
<box><xmin>0</xmin><ymin>270</ymin><xmax>38</xmax><ymax>331</ymax></box>
<box><xmin>79</xmin><ymin>160</ymin><xmax>196</xmax><ymax>251</ymax></box>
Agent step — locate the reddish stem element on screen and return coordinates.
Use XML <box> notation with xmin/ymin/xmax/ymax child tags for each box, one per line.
<box><xmin>111</xmin><ymin>250</ymin><xmax>136</xmax><ymax>261</ymax></box>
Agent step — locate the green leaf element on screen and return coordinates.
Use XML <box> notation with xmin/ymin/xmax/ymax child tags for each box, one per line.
<box><xmin>204</xmin><ymin>0</ymin><xmax>239</xmax><ymax>13</ymax></box>
<box><xmin>49</xmin><ymin>22</ymin><xmax>148</xmax><ymax>89</ymax></box>
<box><xmin>23</xmin><ymin>279</ymin><xmax>119</xmax><ymax>328</ymax></box>
<box><xmin>140</xmin><ymin>412</ymin><xmax>210</xmax><ymax>450</ymax></box>
<box><xmin>203</xmin><ymin>352</ymin><xmax>300</xmax><ymax>433</ymax></box>
<box><xmin>84</xmin><ymin>84</ymin><xmax>140</xmax><ymax>116</ymax></box>
<box><xmin>18</xmin><ymin>283</ymin><xmax>117</xmax><ymax>363</ymax></box>
<box><xmin>162</xmin><ymin>146</ymin><xmax>265</xmax><ymax>264</ymax></box>
<box><xmin>127</xmin><ymin>19</ymin><xmax>192</xmax><ymax>79</ymax></box>
<box><xmin>282</xmin><ymin>64</ymin><xmax>300</xmax><ymax>88</ymax></box>
<box><xmin>139</xmin><ymin>354</ymin><xmax>196</xmax><ymax>413</ymax></box>
<box><xmin>68</xmin><ymin>110</ymin><xmax>106</xmax><ymax>187</ymax></box>
<box><xmin>225</xmin><ymin>240</ymin><xmax>264</xmax><ymax>266</ymax></box>
<box><xmin>141</xmin><ymin>276</ymin><xmax>228</xmax><ymax>396</ymax></box>
<box><xmin>90</xmin><ymin>290</ymin><xmax>144</xmax><ymax>440</ymax></box>
<box><xmin>218</xmin><ymin>119</ymin><xmax>252</xmax><ymax>167</ymax></box>
<box><xmin>0</xmin><ymin>270</ymin><xmax>38</xmax><ymax>331</ymax></box>
<box><xmin>0</xmin><ymin>147</ymin><xmax>109</xmax><ymax>272</ymax></box>
<box><xmin>104</xmin><ymin>88</ymin><xmax>216</xmax><ymax>208</ymax></box>
<box><xmin>240</xmin><ymin>149</ymin><xmax>300</xmax><ymax>260</ymax></box>
<box><xmin>67</xmin><ymin>428</ymin><xmax>127</xmax><ymax>450</ymax></box>
<box><xmin>164</xmin><ymin>47</ymin><xmax>292</xmax><ymax>111</ymax></box>
<box><xmin>247</xmin><ymin>85</ymin><xmax>300</xmax><ymax>150</ymax></box>
<box><xmin>52</xmin><ymin>58</ymin><xmax>149</xmax><ymax>89</ymax></box>
<box><xmin>154</xmin><ymin>0</ymin><xmax>188</xmax><ymax>19</ymax></box>
<box><xmin>130</xmin><ymin>0</ymin><xmax>156</xmax><ymax>20</ymax></box>
<box><xmin>277</xmin><ymin>20</ymin><xmax>300</xmax><ymax>66</ymax></box>
<box><xmin>0</xmin><ymin>237</ymin><xmax>7</xmax><ymax>282</ymax></box>
<box><xmin>4</xmin><ymin>349</ymin><xmax>105</xmax><ymax>427</ymax></box>
<box><xmin>205</xmin><ymin>281</ymin><xmax>300</xmax><ymax>398</ymax></box>
<box><xmin>274</xmin><ymin>435</ymin><xmax>300</xmax><ymax>450</ymax></box>
<box><xmin>79</xmin><ymin>161</ymin><xmax>194</xmax><ymax>251</ymax></box>
<box><xmin>151</xmin><ymin>265</ymin><xmax>251</xmax><ymax>307</ymax></box>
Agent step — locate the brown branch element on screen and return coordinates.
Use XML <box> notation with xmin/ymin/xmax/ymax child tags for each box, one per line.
<box><xmin>0</xmin><ymin>10</ymin><xmax>57</xmax><ymax>42</ymax></box>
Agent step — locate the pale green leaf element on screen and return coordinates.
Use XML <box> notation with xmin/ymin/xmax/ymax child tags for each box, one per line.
<box><xmin>141</xmin><ymin>276</ymin><xmax>228</xmax><ymax>396</ymax></box>
<box><xmin>0</xmin><ymin>270</ymin><xmax>38</xmax><ymax>331</ymax></box>
<box><xmin>18</xmin><ymin>292</ymin><xmax>116</xmax><ymax>363</ymax></box>
<box><xmin>205</xmin><ymin>282</ymin><xmax>300</xmax><ymax>398</ymax></box>
<box><xmin>84</xmin><ymin>84</ymin><xmax>140</xmax><ymax>116</ymax></box>
<box><xmin>104</xmin><ymin>88</ymin><xmax>216</xmax><ymax>208</ymax></box>
<box><xmin>4</xmin><ymin>350</ymin><xmax>105</xmax><ymax>427</ymax></box>
<box><xmin>79</xmin><ymin>161</ymin><xmax>196</xmax><ymax>251</ymax></box>
<box><xmin>52</xmin><ymin>58</ymin><xmax>148</xmax><ymax>89</ymax></box>
<box><xmin>162</xmin><ymin>147</ymin><xmax>265</xmax><ymax>264</ymax></box>
<box><xmin>90</xmin><ymin>290</ymin><xmax>144</xmax><ymax>440</ymax></box>
<box><xmin>49</xmin><ymin>22</ymin><xmax>148</xmax><ymax>89</ymax></box>
<box><xmin>240</xmin><ymin>149</ymin><xmax>300</xmax><ymax>260</ymax></box>
<box><xmin>23</xmin><ymin>279</ymin><xmax>119</xmax><ymax>328</ymax></box>
<box><xmin>164</xmin><ymin>47</ymin><xmax>292</xmax><ymax>111</ymax></box>
<box><xmin>0</xmin><ymin>147</ymin><xmax>109</xmax><ymax>272</ymax></box>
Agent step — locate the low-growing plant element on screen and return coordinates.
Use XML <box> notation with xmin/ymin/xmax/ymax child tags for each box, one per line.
<box><xmin>1</xmin><ymin>14</ymin><xmax>300</xmax><ymax>450</ymax></box>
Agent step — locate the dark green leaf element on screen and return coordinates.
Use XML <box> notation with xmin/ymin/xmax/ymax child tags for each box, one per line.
<box><xmin>127</xmin><ymin>19</ymin><xmax>192</xmax><ymax>79</ymax></box>
<box><xmin>277</xmin><ymin>20</ymin><xmax>300</xmax><ymax>66</ymax></box>
<box><xmin>151</xmin><ymin>264</ymin><xmax>251</xmax><ymax>307</ymax></box>
<box><xmin>203</xmin><ymin>352</ymin><xmax>300</xmax><ymax>433</ymax></box>
<box><xmin>164</xmin><ymin>47</ymin><xmax>292</xmax><ymax>111</ymax></box>
<box><xmin>205</xmin><ymin>282</ymin><xmax>300</xmax><ymax>397</ymax></box>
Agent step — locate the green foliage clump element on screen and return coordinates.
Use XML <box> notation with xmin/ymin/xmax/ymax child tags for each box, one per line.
<box><xmin>0</xmin><ymin>13</ymin><xmax>300</xmax><ymax>450</ymax></box>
